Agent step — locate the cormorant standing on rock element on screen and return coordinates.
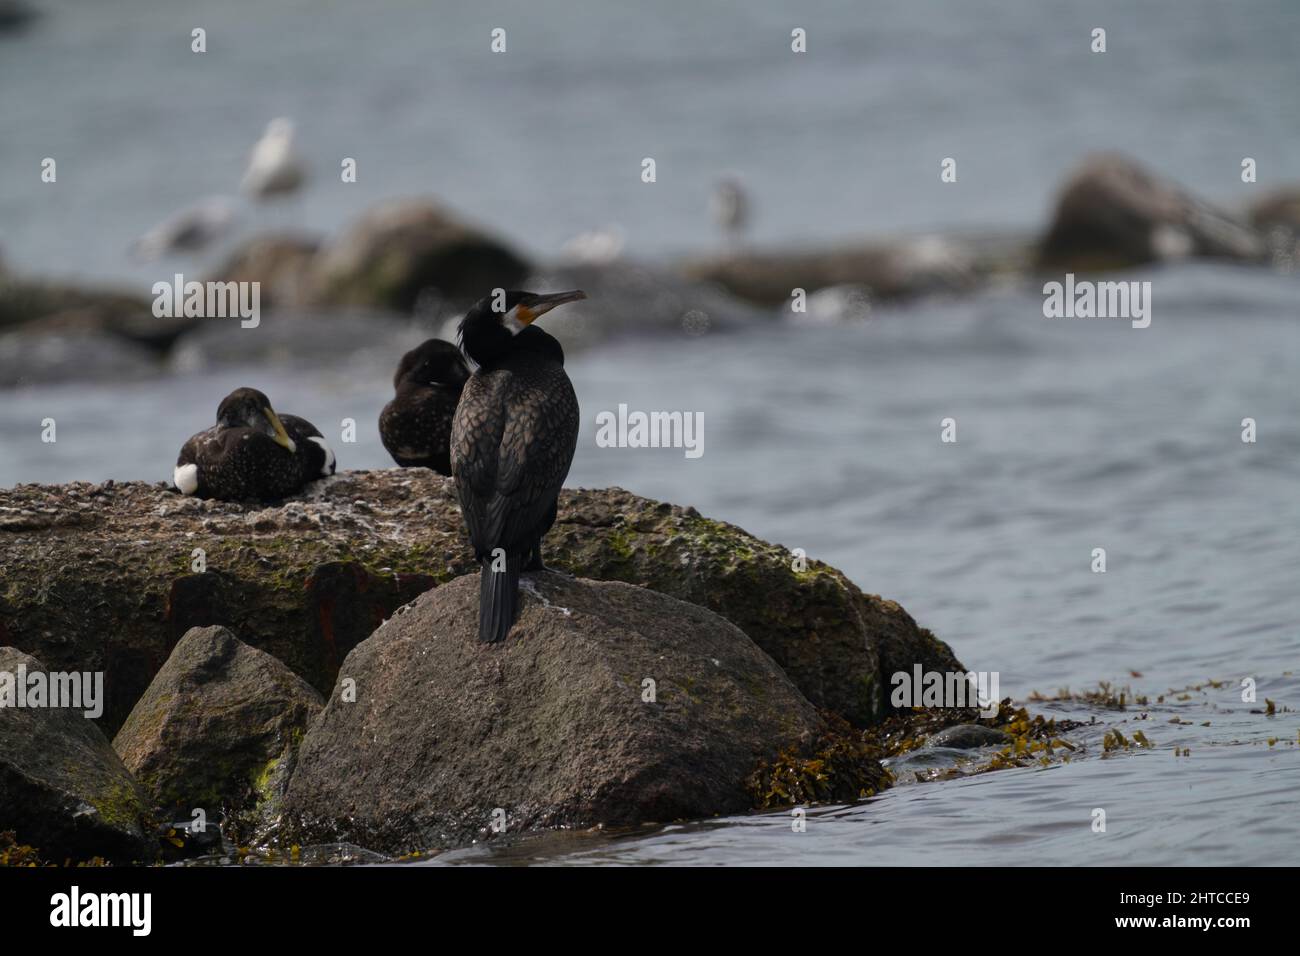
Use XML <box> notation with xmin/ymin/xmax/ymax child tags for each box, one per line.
<box><xmin>379</xmin><ymin>339</ymin><xmax>470</xmax><ymax>474</ymax></box>
<box><xmin>173</xmin><ymin>387</ymin><xmax>335</xmax><ymax>500</ymax></box>
<box><xmin>451</xmin><ymin>290</ymin><xmax>585</xmax><ymax>643</ymax></box>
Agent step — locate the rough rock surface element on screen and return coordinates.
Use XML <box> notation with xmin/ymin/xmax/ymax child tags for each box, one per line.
<box><xmin>1248</xmin><ymin>187</ymin><xmax>1300</xmax><ymax>233</ymax></box>
<box><xmin>112</xmin><ymin>625</ymin><xmax>323</xmax><ymax>816</ymax></box>
<box><xmin>0</xmin><ymin>472</ymin><xmax>955</xmax><ymax>732</ymax></box>
<box><xmin>0</xmin><ymin>325</ymin><xmax>162</xmax><ymax>388</ymax></box>
<box><xmin>0</xmin><ymin>277</ymin><xmax>188</xmax><ymax>385</ymax></box>
<box><xmin>306</xmin><ymin>198</ymin><xmax>531</xmax><ymax>312</ymax></box>
<box><xmin>1038</xmin><ymin>153</ymin><xmax>1265</xmax><ymax>270</ymax></box>
<box><xmin>283</xmin><ymin>572</ymin><xmax>821</xmax><ymax>853</ymax></box>
<box><xmin>0</xmin><ymin>277</ymin><xmax>157</xmax><ymax>336</ymax></box>
<box><xmin>679</xmin><ymin>234</ymin><xmax>989</xmax><ymax>306</ymax></box>
<box><xmin>205</xmin><ymin>232</ymin><xmax>321</xmax><ymax>312</ymax></box>
<box><xmin>0</xmin><ymin>647</ymin><xmax>156</xmax><ymax>862</ymax></box>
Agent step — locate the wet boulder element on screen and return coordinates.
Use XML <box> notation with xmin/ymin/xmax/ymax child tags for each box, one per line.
<box><xmin>1247</xmin><ymin>187</ymin><xmax>1300</xmax><ymax>271</ymax></box>
<box><xmin>555</xmin><ymin>487</ymin><xmax>926</xmax><ymax>725</ymax></box>
<box><xmin>0</xmin><ymin>277</ymin><xmax>184</xmax><ymax>386</ymax></box>
<box><xmin>283</xmin><ymin>571</ymin><xmax>822</xmax><ymax>853</ymax></box>
<box><xmin>205</xmin><ymin>232</ymin><xmax>321</xmax><ymax>312</ymax></box>
<box><xmin>0</xmin><ymin>647</ymin><xmax>156</xmax><ymax>863</ymax></box>
<box><xmin>0</xmin><ymin>276</ymin><xmax>160</xmax><ymax>337</ymax></box>
<box><xmin>0</xmin><ymin>1</ymin><xmax>39</xmax><ymax>34</ymax></box>
<box><xmin>0</xmin><ymin>473</ymin><xmax>959</xmax><ymax>732</ymax></box>
<box><xmin>1248</xmin><ymin>186</ymin><xmax>1300</xmax><ymax>235</ymax></box>
<box><xmin>306</xmin><ymin>198</ymin><xmax>530</xmax><ymax>312</ymax></box>
<box><xmin>112</xmin><ymin>625</ymin><xmax>323</xmax><ymax>818</ymax></box>
<box><xmin>1038</xmin><ymin>153</ymin><xmax>1266</xmax><ymax>271</ymax></box>
<box><xmin>678</xmin><ymin>235</ymin><xmax>980</xmax><ymax>307</ymax></box>
<box><xmin>496</xmin><ymin>260</ymin><xmax>772</xmax><ymax>349</ymax></box>
<box><xmin>0</xmin><ymin>325</ymin><xmax>161</xmax><ymax>388</ymax></box>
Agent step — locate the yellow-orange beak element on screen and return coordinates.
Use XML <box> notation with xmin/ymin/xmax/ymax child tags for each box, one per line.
<box><xmin>265</xmin><ymin>407</ymin><xmax>296</xmax><ymax>453</ymax></box>
<box><xmin>516</xmin><ymin>289</ymin><xmax>587</xmax><ymax>325</ymax></box>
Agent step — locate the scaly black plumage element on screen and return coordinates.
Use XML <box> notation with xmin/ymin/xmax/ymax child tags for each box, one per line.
<box><xmin>451</xmin><ymin>290</ymin><xmax>586</xmax><ymax>643</ymax></box>
<box><xmin>173</xmin><ymin>388</ymin><xmax>336</xmax><ymax>501</ymax></box>
<box><xmin>379</xmin><ymin>339</ymin><xmax>470</xmax><ymax>475</ymax></box>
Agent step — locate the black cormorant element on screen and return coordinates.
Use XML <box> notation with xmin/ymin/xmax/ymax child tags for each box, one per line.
<box><xmin>379</xmin><ymin>339</ymin><xmax>470</xmax><ymax>474</ymax></box>
<box><xmin>451</xmin><ymin>289</ymin><xmax>586</xmax><ymax>643</ymax></box>
<box><xmin>173</xmin><ymin>387</ymin><xmax>335</xmax><ymax>500</ymax></box>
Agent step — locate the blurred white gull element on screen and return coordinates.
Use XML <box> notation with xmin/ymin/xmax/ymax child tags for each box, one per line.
<box><xmin>129</xmin><ymin>196</ymin><xmax>238</xmax><ymax>261</ymax></box>
<box><xmin>559</xmin><ymin>224</ymin><xmax>626</xmax><ymax>264</ymax></box>
<box><xmin>241</xmin><ymin>118</ymin><xmax>307</xmax><ymax>201</ymax></box>
<box><xmin>711</xmin><ymin>176</ymin><xmax>749</xmax><ymax>245</ymax></box>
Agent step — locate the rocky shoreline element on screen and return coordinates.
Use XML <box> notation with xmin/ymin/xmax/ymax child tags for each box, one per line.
<box><xmin>1</xmin><ymin>469</ymin><xmax>982</xmax><ymax>862</ymax></box>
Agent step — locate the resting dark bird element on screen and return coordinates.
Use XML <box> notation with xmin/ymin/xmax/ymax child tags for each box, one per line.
<box><xmin>451</xmin><ymin>289</ymin><xmax>586</xmax><ymax>643</ymax></box>
<box><xmin>173</xmin><ymin>387</ymin><xmax>335</xmax><ymax>500</ymax></box>
<box><xmin>379</xmin><ymin>338</ymin><xmax>470</xmax><ymax>474</ymax></box>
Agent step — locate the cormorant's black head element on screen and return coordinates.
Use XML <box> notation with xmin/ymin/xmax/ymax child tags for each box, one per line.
<box><xmin>393</xmin><ymin>339</ymin><xmax>470</xmax><ymax>391</ymax></box>
<box><xmin>457</xmin><ymin>289</ymin><xmax>586</xmax><ymax>368</ymax></box>
<box><xmin>215</xmin><ymin>387</ymin><xmax>296</xmax><ymax>452</ymax></box>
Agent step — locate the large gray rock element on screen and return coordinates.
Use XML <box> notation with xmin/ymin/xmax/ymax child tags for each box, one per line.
<box><xmin>306</xmin><ymin>198</ymin><xmax>530</xmax><ymax>312</ymax></box>
<box><xmin>0</xmin><ymin>276</ymin><xmax>186</xmax><ymax>386</ymax></box>
<box><xmin>0</xmin><ymin>475</ymin><xmax>949</xmax><ymax>732</ymax></box>
<box><xmin>204</xmin><ymin>232</ymin><xmax>321</xmax><ymax>312</ymax></box>
<box><xmin>0</xmin><ymin>647</ymin><xmax>156</xmax><ymax>863</ymax></box>
<box><xmin>0</xmin><ymin>325</ymin><xmax>161</xmax><ymax>388</ymax></box>
<box><xmin>283</xmin><ymin>572</ymin><xmax>822</xmax><ymax>853</ymax></box>
<box><xmin>0</xmin><ymin>276</ymin><xmax>171</xmax><ymax>342</ymax></box>
<box><xmin>1248</xmin><ymin>186</ymin><xmax>1300</xmax><ymax>234</ymax></box>
<box><xmin>0</xmin><ymin>1</ymin><xmax>39</xmax><ymax>34</ymax></box>
<box><xmin>678</xmin><ymin>235</ymin><xmax>982</xmax><ymax>307</ymax></box>
<box><xmin>112</xmin><ymin>625</ymin><xmax>323</xmax><ymax>817</ymax></box>
<box><xmin>1038</xmin><ymin>153</ymin><xmax>1266</xmax><ymax>270</ymax></box>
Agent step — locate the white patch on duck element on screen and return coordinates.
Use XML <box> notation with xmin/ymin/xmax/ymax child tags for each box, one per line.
<box><xmin>173</xmin><ymin>463</ymin><xmax>200</xmax><ymax>495</ymax></box>
<box><xmin>308</xmin><ymin>436</ymin><xmax>336</xmax><ymax>476</ymax></box>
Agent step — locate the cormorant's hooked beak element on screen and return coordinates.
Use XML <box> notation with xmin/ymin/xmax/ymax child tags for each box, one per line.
<box><xmin>264</xmin><ymin>406</ymin><xmax>296</xmax><ymax>453</ymax></box>
<box><xmin>515</xmin><ymin>290</ymin><xmax>587</xmax><ymax>325</ymax></box>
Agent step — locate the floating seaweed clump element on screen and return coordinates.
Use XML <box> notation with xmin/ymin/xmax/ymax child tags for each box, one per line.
<box><xmin>1102</xmin><ymin>729</ymin><xmax>1153</xmax><ymax>754</ymax></box>
<box><xmin>0</xmin><ymin>831</ymin><xmax>44</xmax><ymax>867</ymax></box>
<box><xmin>876</xmin><ymin>700</ymin><xmax>1085</xmax><ymax>776</ymax></box>
<box><xmin>747</xmin><ymin>712</ymin><xmax>893</xmax><ymax>809</ymax></box>
<box><xmin>873</xmin><ymin>699</ymin><xmax>1079</xmax><ymax>757</ymax></box>
<box><xmin>748</xmin><ymin>700</ymin><xmax>1087</xmax><ymax>808</ymax></box>
<box><xmin>0</xmin><ymin>832</ymin><xmax>109</xmax><ymax>867</ymax></box>
<box><xmin>1028</xmin><ymin>682</ymin><xmax>1143</xmax><ymax>709</ymax></box>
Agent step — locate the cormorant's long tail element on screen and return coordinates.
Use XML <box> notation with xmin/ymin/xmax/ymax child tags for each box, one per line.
<box><xmin>478</xmin><ymin>554</ymin><xmax>520</xmax><ymax>644</ymax></box>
